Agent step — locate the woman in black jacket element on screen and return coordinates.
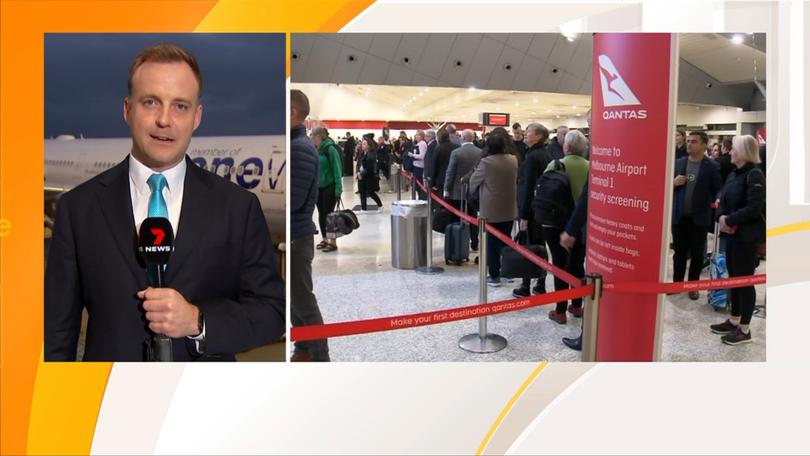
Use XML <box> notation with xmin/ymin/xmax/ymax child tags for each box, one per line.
<box><xmin>711</xmin><ymin>135</ymin><xmax>765</xmax><ymax>345</ymax></box>
<box><xmin>357</xmin><ymin>137</ymin><xmax>383</xmax><ymax>212</ymax></box>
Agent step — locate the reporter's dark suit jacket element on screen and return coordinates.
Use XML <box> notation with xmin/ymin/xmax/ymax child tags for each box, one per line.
<box><xmin>45</xmin><ymin>156</ymin><xmax>285</xmax><ymax>361</ymax></box>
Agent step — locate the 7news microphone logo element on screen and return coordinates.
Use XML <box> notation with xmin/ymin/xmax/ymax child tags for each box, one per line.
<box><xmin>598</xmin><ymin>54</ymin><xmax>647</xmax><ymax>120</ymax></box>
<box><xmin>150</xmin><ymin>228</ymin><xmax>165</xmax><ymax>245</ymax></box>
<box><xmin>142</xmin><ymin>228</ymin><xmax>172</xmax><ymax>253</ymax></box>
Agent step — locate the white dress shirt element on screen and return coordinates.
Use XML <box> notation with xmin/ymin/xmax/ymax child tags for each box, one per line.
<box><xmin>129</xmin><ymin>154</ymin><xmax>186</xmax><ymax>236</ymax></box>
<box><xmin>128</xmin><ymin>155</ymin><xmax>205</xmax><ymax>346</ymax></box>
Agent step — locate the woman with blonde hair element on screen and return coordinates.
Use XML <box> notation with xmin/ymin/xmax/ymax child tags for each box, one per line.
<box><xmin>711</xmin><ymin>135</ymin><xmax>765</xmax><ymax>345</ymax></box>
<box><xmin>311</xmin><ymin>125</ymin><xmax>343</xmax><ymax>252</ymax></box>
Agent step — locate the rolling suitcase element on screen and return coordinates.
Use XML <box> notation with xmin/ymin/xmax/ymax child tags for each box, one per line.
<box><xmin>708</xmin><ymin>221</ymin><xmax>728</xmax><ymax>311</ymax></box>
<box><xmin>444</xmin><ymin>184</ymin><xmax>470</xmax><ymax>265</ymax></box>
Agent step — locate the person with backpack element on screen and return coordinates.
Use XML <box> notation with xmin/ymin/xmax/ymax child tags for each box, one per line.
<box><xmin>311</xmin><ymin>125</ymin><xmax>344</xmax><ymax>253</ymax></box>
<box><xmin>710</xmin><ymin>135</ymin><xmax>765</xmax><ymax>345</ymax></box>
<box><xmin>536</xmin><ymin>130</ymin><xmax>590</xmax><ymax>324</ymax></box>
<box><xmin>513</xmin><ymin>123</ymin><xmax>552</xmax><ymax>298</ymax></box>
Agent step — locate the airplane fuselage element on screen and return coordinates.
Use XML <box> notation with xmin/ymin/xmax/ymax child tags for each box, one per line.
<box><xmin>44</xmin><ymin>135</ymin><xmax>286</xmax><ymax>244</ymax></box>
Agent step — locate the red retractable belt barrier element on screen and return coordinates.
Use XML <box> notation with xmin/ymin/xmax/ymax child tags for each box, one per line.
<box><xmin>484</xmin><ymin>227</ymin><xmax>582</xmax><ymax>288</ymax></box>
<box><xmin>403</xmin><ymin>169</ymin><xmax>578</xmax><ymax>286</ymax></box>
<box><xmin>291</xmin><ymin>284</ymin><xmax>593</xmax><ymax>342</ymax></box>
<box><xmin>429</xmin><ymin>191</ymin><xmax>479</xmax><ymax>225</ymax></box>
<box><xmin>290</xmin><ymin>169</ymin><xmax>767</xmax><ymax>343</ymax></box>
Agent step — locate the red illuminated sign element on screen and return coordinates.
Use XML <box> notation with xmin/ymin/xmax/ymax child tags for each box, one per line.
<box><xmin>482</xmin><ymin>113</ymin><xmax>510</xmax><ymax>127</ymax></box>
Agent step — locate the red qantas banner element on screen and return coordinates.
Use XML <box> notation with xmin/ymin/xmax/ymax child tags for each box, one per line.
<box><xmin>589</xmin><ymin>34</ymin><xmax>677</xmax><ymax>361</ymax></box>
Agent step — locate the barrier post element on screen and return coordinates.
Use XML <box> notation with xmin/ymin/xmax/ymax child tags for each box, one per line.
<box><xmin>416</xmin><ymin>177</ymin><xmax>444</xmax><ymax>275</ymax></box>
<box><xmin>395</xmin><ymin>164</ymin><xmax>402</xmax><ymax>201</ymax></box>
<box><xmin>410</xmin><ymin>172</ymin><xmax>416</xmax><ymax>200</ymax></box>
<box><xmin>581</xmin><ymin>274</ymin><xmax>603</xmax><ymax>362</ymax></box>
<box><xmin>459</xmin><ymin>217</ymin><xmax>507</xmax><ymax>353</ymax></box>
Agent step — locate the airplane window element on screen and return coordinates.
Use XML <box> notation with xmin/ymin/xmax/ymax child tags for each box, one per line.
<box><xmin>237</xmin><ymin>166</ymin><xmax>244</xmax><ymax>176</ymax></box>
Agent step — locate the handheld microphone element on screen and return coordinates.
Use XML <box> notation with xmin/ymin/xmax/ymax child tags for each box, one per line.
<box><xmin>138</xmin><ymin>217</ymin><xmax>175</xmax><ymax>361</ymax></box>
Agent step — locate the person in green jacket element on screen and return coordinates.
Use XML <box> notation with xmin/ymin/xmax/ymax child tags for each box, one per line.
<box><xmin>543</xmin><ymin>129</ymin><xmax>590</xmax><ymax>324</ymax></box>
<box><xmin>311</xmin><ymin>126</ymin><xmax>344</xmax><ymax>253</ymax></box>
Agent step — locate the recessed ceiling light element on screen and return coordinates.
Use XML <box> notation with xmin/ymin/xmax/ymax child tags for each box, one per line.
<box><xmin>533</xmin><ymin>98</ymin><xmax>538</xmax><ymax>103</ymax></box>
<box><xmin>731</xmin><ymin>34</ymin><xmax>744</xmax><ymax>44</ymax></box>
<box><xmin>547</xmin><ymin>109</ymin><xmax>552</xmax><ymax>112</ymax></box>
<box><xmin>572</xmin><ymin>105</ymin><xmax>577</xmax><ymax>109</ymax></box>
<box><xmin>469</xmin><ymin>86</ymin><xmax>476</xmax><ymax>91</ymax></box>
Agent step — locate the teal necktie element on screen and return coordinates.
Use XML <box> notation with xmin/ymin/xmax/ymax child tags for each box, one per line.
<box><xmin>146</xmin><ymin>173</ymin><xmax>169</xmax><ymax>281</ymax></box>
<box><xmin>147</xmin><ymin>173</ymin><xmax>169</xmax><ymax>219</ymax></box>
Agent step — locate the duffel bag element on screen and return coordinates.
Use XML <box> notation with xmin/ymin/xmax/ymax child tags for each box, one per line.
<box><xmin>500</xmin><ymin>231</ymin><xmax>548</xmax><ymax>279</ymax></box>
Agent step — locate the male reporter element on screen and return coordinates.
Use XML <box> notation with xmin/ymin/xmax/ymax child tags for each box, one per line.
<box><xmin>45</xmin><ymin>44</ymin><xmax>285</xmax><ymax>361</ymax></box>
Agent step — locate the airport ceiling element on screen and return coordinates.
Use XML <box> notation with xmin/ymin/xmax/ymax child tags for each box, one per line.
<box><xmin>339</xmin><ymin>84</ymin><xmax>593</xmax><ymax>122</ymax></box>
<box><xmin>291</xmin><ymin>33</ymin><xmax>766</xmax><ymax>121</ymax></box>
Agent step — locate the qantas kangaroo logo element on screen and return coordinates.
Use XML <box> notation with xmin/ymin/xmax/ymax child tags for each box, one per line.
<box><xmin>598</xmin><ymin>55</ymin><xmax>641</xmax><ymax>107</ymax></box>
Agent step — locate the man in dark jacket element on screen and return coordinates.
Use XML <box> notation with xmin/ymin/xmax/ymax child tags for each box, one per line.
<box><xmin>423</xmin><ymin>129</ymin><xmax>438</xmax><ymax>188</ymax></box>
<box><xmin>429</xmin><ymin>129</ymin><xmax>459</xmax><ymax>191</ymax></box>
<box><xmin>560</xmin><ymin>179</ymin><xmax>590</xmax><ymax>351</ymax></box>
<box><xmin>548</xmin><ymin>126</ymin><xmax>568</xmax><ymax>160</ymax></box>
<box><xmin>290</xmin><ymin>89</ymin><xmax>329</xmax><ymax>361</ymax></box>
<box><xmin>512</xmin><ymin>122</ymin><xmax>528</xmax><ymax>165</ymax></box>
<box><xmin>718</xmin><ymin>137</ymin><xmax>735</xmax><ymax>183</ymax></box>
<box><xmin>672</xmin><ymin>131</ymin><xmax>722</xmax><ymax>300</ymax></box>
<box><xmin>343</xmin><ymin>132</ymin><xmax>356</xmax><ymax>176</ymax></box>
<box><xmin>513</xmin><ymin>123</ymin><xmax>552</xmax><ymax>298</ymax></box>
<box><xmin>674</xmin><ymin>127</ymin><xmax>687</xmax><ymax>161</ymax></box>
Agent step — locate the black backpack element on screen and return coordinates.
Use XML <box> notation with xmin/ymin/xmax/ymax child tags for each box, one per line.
<box><xmin>532</xmin><ymin>159</ymin><xmax>574</xmax><ymax>228</ymax></box>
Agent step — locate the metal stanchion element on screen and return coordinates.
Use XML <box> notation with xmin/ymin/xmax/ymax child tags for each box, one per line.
<box><xmin>459</xmin><ymin>217</ymin><xmax>507</xmax><ymax>353</ymax></box>
<box><xmin>395</xmin><ymin>165</ymin><xmax>402</xmax><ymax>201</ymax></box>
<box><xmin>410</xmin><ymin>172</ymin><xmax>416</xmax><ymax>200</ymax></box>
<box><xmin>581</xmin><ymin>274</ymin><xmax>603</xmax><ymax>362</ymax></box>
<box><xmin>416</xmin><ymin>177</ymin><xmax>444</xmax><ymax>275</ymax></box>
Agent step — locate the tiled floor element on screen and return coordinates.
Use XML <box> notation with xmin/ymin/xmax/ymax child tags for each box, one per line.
<box><xmin>309</xmin><ymin>176</ymin><xmax>766</xmax><ymax>362</ymax></box>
